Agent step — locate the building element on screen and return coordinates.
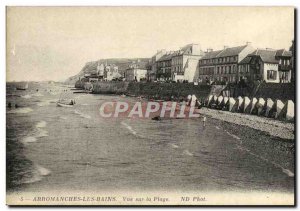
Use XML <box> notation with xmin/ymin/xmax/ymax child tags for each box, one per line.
<box><xmin>199</xmin><ymin>44</ymin><xmax>254</xmax><ymax>84</ymax></box>
<box><xmin>276</xmin><ymin>49</ymin><xmax>293</xmax><ymax>83</ymax></box>
<box><xmin>289</xmin><ymin>40</ymin><xmax>295</xmax><ymax>83</ymax></box>
<box><xmin>83</xmin><ymin>63</ymin><xmax>121</xmax><ymax>82</ymax></box>
<box><xmin>156</xmin><ymin>51</ymin><xmax>174</xmax><ymax>81</ymax></box>
<box><xmin>239</xmin><ymin>48</ymin><xmax>292</xmax><ymax>83</ymax></box>
<box><xmin>171</xmin><ymin>44</ymin><xmax>204</xmax><ymax>82</ymax></box>
<box><xmin>155</xmin><ymin>43</ymin><xmax>203</xmax><ymax>82</ymax></box>
<box><xmin>149</xmin><ymin>50</ymin><xmax>166</xmax><ymax>81</ymax></box>
<box><xmin>125</xmin><ymin>63</ymin><xmax>147</xmax><ymax>82</ymax></box>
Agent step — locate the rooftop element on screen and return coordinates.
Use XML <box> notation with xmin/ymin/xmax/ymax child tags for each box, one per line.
<box><xmin>201</xmin><ymin>45</ymin><xmax>249</xmax><ymax>60</ymax></box>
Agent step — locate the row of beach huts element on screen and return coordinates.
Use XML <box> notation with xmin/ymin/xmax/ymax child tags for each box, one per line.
<box><xmin>206</xmin><ymin>95</ymin><xmax>295</xmax><ymax>121</ymax></box>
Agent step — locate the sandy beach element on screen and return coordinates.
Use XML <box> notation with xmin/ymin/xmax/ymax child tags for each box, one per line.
<box><xmin>197</xmin><ymin>108</ymin><xmax>294</xmax><ymax>140</ymax></box>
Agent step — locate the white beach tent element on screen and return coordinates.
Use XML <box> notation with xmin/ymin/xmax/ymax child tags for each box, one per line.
<box><xmin>213</xmin><ymin>95</ymin><xmax>218</xmax><ymax>103</ymax></box>
<box><xmin>190</xmin><ymin>94</ymin><xmax>198</xmax><ymax>107</ymax></box>
<box><xmin>243</xmin><ymin>97</ymin><xmax>251</xmax><ymax>113</ymax></box>
<box><xmin>265</xmin><ymin>98</ymin><xmax>275</xmax><ymax>117</ymax></box>
<box><xmin>256</xmin><ymin>98</ymin><xmax>266</xmax><ymax>115</ymax></box>
<box><xmin>229</xmin><ymin>97</ymin><xmax>237</xmax><ymax>112</ymax></box>
<box><xmin>284</xmin><ymin>100</ymin><xmax>294</xmax><ymax>121</ymax></box>
<box><xmin>237</xmin><ymin>96</ymin><xmax>243</xmax><ymax>112</ymax></box>
<box><xmin>207</xmin><ymin>95</ymin><xmax>214</xmax><ymax>105</ymax></box>
<box><xmin>223</xmin><ymin>97</ymin><xmax>229</xmax><ymax>105</ymax></box>
<box><xmin>217</xmin><ymin>95</ymin><xmax>224</xmax><ymax>106</ymax></box>
<box><xmin>249</xmin><ymin>97</ymin><xmax>258</xmax><ymax>114</ymax></box>
<box><xmin>275</xmin><ymin>99</ymin><xmax>285</xmax><ymax>119</ymax></box>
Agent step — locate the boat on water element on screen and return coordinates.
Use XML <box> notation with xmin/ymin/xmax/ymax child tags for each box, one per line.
<box><xmin>57</xmin><ymin>102</ymin><xmax>74</xmax><ymax>107</ymax></box>
<box><xmin>16</xmin><ymin>83</ymin><xmax>28</xmax><ymax>90</ymax></box>
<box><xmin>57</xmin><ymin>91</ymin><xmax>75</xmax><ymax>107</ymax></box>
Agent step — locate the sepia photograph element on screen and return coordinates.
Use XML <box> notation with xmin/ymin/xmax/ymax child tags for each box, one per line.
<box><xmin>6</xmin><ymin>6</ymin><xmax>295</xmax><ymax>206</ymax></box>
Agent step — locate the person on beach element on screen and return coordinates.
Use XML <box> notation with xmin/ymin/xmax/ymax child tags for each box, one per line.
<box><xmin>203</xmin><ymin>116</ymin><xmax>207</xmax><ymax>127</ymax></box>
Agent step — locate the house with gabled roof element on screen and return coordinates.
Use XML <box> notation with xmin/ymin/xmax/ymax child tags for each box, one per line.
<box><xmin>199</xmin><ymin>43</ymin><xmax>254</xmax><ymax>84</ymax></box>
<box><xmin>239</xmin><ymin>48</ymin><xmax>292</xmax><ymax>83</ymax></box>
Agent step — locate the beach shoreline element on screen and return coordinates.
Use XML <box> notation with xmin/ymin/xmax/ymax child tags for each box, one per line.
<box><xmin>197</xmin><ymin>107</ymin><xmax>294</xmax><ymax>140</ymax></box>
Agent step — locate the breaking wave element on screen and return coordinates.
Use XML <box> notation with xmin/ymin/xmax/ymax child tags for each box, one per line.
<box><xmin>74</xmin><ymin>110</ymin><xmax>91</xmax><ymax>119</ymax></box>
<box><xmin>7</xmin><ymin>107</ymin><xmax>33</xmax><ymax>114</ymax></box>
<box><xmin>170</xmin><ymin>143</ymin><xmax>179</xmax><ymax>148</ymax></box>
<box><xmin>21</xmin><ymin>165</ymin><xmax>51</xmax><ymax>185</ymax></box>
<box><xmin>36</xmin><ymin>121</ymin><xmax>47</xmax><ymax>128</ymax></box>
<box><xmin>21</xmin><ymin>136</ymin><xmax>37</xmax><ymax>144</ymax></box>
<box><xmin>32</xmin><ymin>93</ymin><xmax>44</xmax><ymax>97</ymax></box>
<box><xmin>236</xmin><ymin>145</ymin><xmax>294</xmax><ymax>177</ymax></box>
<box><xmin>21</xmin><ymin>94</ymin><xmax>32</xmax><ymax>99</ymax></box>
<box><xmin>183</xmin><ymin>149</ymin><xmax>194</xmax><ymax>156</ymax></box>
<box><xmin>121</xmin><ymin>121</ymin><xmax>137</xmax><ymax>136</ymax></box>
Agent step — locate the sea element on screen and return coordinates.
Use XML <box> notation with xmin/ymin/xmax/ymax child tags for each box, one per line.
<box><xmin>6</xmin><ymin>82</ymin><xmax>294</xmax><ymax>194</ymax></box>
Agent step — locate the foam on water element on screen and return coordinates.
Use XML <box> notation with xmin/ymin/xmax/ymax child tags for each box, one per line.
<box><xmin>236</xmin><ymin>145</ymin><xmax>294</xmax><ymax>177</ymax></box>
<box><xmin>74</xmin><ymin>110</ymin><xmax>91</xmax><ymax>119</ymax></box>
<box><xmin>37</xmin><ymin>100</ymin><xmax>51</xmax><ymax>107</ymax></box>
<box><xmin>32</xmin><ymin>93</ymin><xmax>44</xmax><ymax>97</ymax></box>
<box><xmin>226</xmin><ymin>131</ymin><xmax>241</xmax><ymax>140</ymax></box>
<box><xmin>60</xmin><ymin>116</ymin><xmax>68</xmax><ymax>120</ymax></box>
<box><xmin>121</xmin><ymin>121</ymin><xmax>137</xmax><ymax>136</ymax></box>
<box><xmin>37</xmin><ymin>165</ymin><xmax>51</xmax><ymax>176</ymax></box>
<box><xmin>21</xmin><ymin>94</ymin><xmax>32</xmax><ymax>99</ymax></box>
<box><xmin>21</xmin><ymin>165</ymin><xmax>51</xmax><ymax>185</ymax></box>
<box><xmin>7</xmin><ymin>107</ymin><xmax>33</xmax><ymax>114</ymax></box>
<box><xmin>21</xmin><ymin>136</ymin><xmax>37</xmax><ymax>144</ymax></box>
<box><xmin>36</xmin><ymin>129</ymin><xmax>49</xmax><ymax>138</ymax></box>
<box><xmin>183</xmin><ymin>149</ymin><xmax>194</xmax><ymax>156</ymax></box>
<box><xmin>36</xmin><ymin>121</ymin><xmax>47</xmax><ymax>128</ymax></box>
<box><xmin>170</xmin><ymin>143</ymin><xmax>179</xmax><ymax>148</ymax></box>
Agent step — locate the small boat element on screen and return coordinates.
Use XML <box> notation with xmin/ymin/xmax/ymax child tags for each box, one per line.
<box><xmin>57</xmin><ymin>91</ymin><xmax>75</xmax><ymax>107</ymax></box>
<box><xmin>16</xmin><ymin>83</ymin><xmax>28</xmax><ymax>90</ymax></box>
<box><xmin>57</xmin><ymin>102</ymin><xmax>74</xmax><ymax>107</ymax></box>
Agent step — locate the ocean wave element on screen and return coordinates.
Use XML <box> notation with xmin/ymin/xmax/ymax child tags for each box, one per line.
<box><xmin>74</xmin><ymin>110</ymin><xmax>91</xmax><ymax>119</ymax></box>
<box><xmin>236</xmin><ymin>145</ymin><xmax>294</xmax><ymax>177</ymax></box>
<box><xmin>21</xmin><ymin>94</ymin><xmax>32</xmax><ymax>99</ymax></box>
<box><xmin>37</xmin><ymin>165</ymin><xmax>51</xmax><ymax>176</ymax></box>
<box><xmin>183</xmin><ymin>149</ymin><xmax>194</xmax><ymax>156</ymax></box>
<box><xmin>226</xmin><ymin>131</ymin><xmax>241</xmax><ymax>140</ymax></box>
<box><xmin>36</xmin><ymin>121</ymin><xmax>47</xmax><ymax>128</ymax></box>
<box><xmin>21</xmin><ymin>165</ymin><xmax>51</xmax><ymax>185</ymax></box>
<box><xmin>7</xmin><ymin>107</ymin><xmax>33</xmax><ymax>114</ymax></box>
<box><xmin>121</xmin><ymin>121</ymin><xmax>137</xmax><ymax>136</ymax></box>
<box><xmin>37</xmin><ymin>100</ymin><xmax>51</xmax><ymax>107</ymax></box>
<box><xmin>36</xmin><ymin>129</ymin><xmax>49</xmax><ymax>138</ymax></box>
<box><xmin>170</xmin><ymin>143</ymin><xmax>179</xmax><ymax>148</ymax></box>
<box><xmin>32</xmin><ymin>93</ymin><xmax>44</xmax><ymax>97</ymax></box>
<box><xmin>21</xmin><ymin>136</ymin><xmax>37</xmax><ymax>144</ymax></box>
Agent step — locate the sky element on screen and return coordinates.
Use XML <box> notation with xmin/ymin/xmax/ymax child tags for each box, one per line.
<box><xmin>6</xmin><ymin>7</ymin><xmax>294</xmax><ymax>82</ymax></box>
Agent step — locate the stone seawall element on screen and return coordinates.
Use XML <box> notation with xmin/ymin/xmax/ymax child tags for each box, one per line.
<box><xmin>126</xmin><ymin>82</ymin><xmax>214</xmax><ymax>100</ymax></box>
<box><xmin>75</xmin><ymin>80</ymin><xmax>221</xmax><ymax>100</ymax></box>
<box><xmin>92</xmin><ymin>81</ymin><xmax>129</xmax><ymax>94</ymax></box>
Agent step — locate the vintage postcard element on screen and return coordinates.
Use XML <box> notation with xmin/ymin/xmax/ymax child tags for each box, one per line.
<box><xmin>6</xmin><ymin>6</ymin><xmax>295</xmax><ymax>206</ymax></box>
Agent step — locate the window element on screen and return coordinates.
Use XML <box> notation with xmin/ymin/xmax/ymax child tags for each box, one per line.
<box><xmin>267</xmin><ymin>70</ymin><xmax>277</xmax><ymax>80</ymax></box>
<box><xmin>229</xmin><ymin>66</ymin><xmax>231</xmax><ymax>74</ymax></box>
